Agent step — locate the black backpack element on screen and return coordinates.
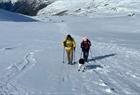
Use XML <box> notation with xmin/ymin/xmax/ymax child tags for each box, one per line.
<box><xmin>81</xmin><ymin>40</ymin><xmax>91</xmax><ymax>49</ymax></box>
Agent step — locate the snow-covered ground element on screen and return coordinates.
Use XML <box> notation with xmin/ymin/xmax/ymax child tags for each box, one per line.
<box><xmin>0</xmin><ymin>9</ymin><xmax>140</xmax><ymax>95</ymax></box>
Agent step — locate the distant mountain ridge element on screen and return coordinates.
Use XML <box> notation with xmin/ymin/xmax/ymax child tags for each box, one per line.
<box><xmin>0</xmin><ymin>0</ymin><xmax>53</xmax><ymax>16</ymax></box>
<box><xmin>0</xmin><ymin>0</ymin><xmax>140</xmax><ymax>16</ymax></box>
<box><xmin>38</xmin><ymin>0</ymin><xmax>140</xmax><ymax>17</ymax></box>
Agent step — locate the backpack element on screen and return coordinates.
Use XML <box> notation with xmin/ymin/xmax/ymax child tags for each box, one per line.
<box><xmin>63</xmin><ymin>40</ymin><xmax>67</xmax><ymax>47</ymax></box>
<box><xmin>81</xmin><ymin>40</ymin><xmax>90</xmax><ymax>49</ymax></box>
<box><xmin>63</xmin><ymin>39</ymin><xmax>74</xmax><ymax>47</ymax></box>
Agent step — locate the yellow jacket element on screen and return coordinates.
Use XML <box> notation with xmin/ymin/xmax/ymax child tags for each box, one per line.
<box><xmin>63</xmin><ymin>39</ymin><xmax>76</xmax><ymax>51</ymax></box>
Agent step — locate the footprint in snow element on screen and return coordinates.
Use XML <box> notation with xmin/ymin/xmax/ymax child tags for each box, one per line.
<box><xmin>105</xmin><ymin>88</ymin><xmax>113</xmax><ymax>93</ymax></box>
<box><xmin>99</xmin><ymin>82</ymin><xmax>107</xmax><ymax>87</ymax></box>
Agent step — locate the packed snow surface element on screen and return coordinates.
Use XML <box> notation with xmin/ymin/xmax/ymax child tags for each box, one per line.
<box><xmin>0</xmin><ymin>9</ymin><xmax>140</xmax><ymax>95</ymax></box>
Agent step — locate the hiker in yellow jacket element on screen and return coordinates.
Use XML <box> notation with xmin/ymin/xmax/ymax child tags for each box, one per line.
<box><xmin>62</xmin><ymin>34</ymin><xmax>76</xmax><ymax>64</ymax></box>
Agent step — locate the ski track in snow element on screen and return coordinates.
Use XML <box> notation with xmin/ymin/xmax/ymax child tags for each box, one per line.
<box><xmin>0</xmin><ymin>13</ymin><xmax>140</xmax><ymax>94</ymax></box>
<box><xmin>0</xmin><ymin>50</ymin><xmax>38</xmax><ymax>95</ymax></box>
<box><xmin>57</xmin><ymin>22</ymin><xmax>140</xmax><ymax>95</ymax></box>
<box><xmin>0</xmin><ymin>43</ymin><xmax>22</xmax><ymax>52</ymax></box>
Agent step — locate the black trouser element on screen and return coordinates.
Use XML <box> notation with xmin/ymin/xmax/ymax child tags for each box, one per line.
<box><xmin>82</xmin><ymin>49</ymin><xmax>89</xmax><ymax>62</ymax></box>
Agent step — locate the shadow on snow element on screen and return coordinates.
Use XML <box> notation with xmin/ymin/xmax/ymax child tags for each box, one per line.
<box><xmin>86</xmin><ymin>53</ymin><xmax>116</xmax><ymax>70</ymax></box>
<box><xmin>88</xmin><ymin>53</ymin><xmax>116</xmax><ymax>62</ymax></box>
<box><xmin>0</xmin><ymin>9</ymin><xmax>37</xmax><ymax>22</ymax></box>
<box><xmin>86</xmin><ymin>64</ymin><xmax>103</xmax><ymax>70</ymax></box>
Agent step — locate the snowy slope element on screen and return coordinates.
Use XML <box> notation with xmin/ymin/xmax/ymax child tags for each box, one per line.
<box><xmin>1</xmin><ymin>0</ymin><xmax>140</xmax><ymax>16</ymax></box>
<box><xmin>0</xmin><ymin>9</ymin><xmax>140</xmax><ymax>95</ymax></box>
<box><xmin>0</xmin><ymin>9</ymin><xmax>36</xmax><ymax>22</ymax></box>
<box><xmin>38</xmin><ymin>0</ymin><xmax>140</xmax><ymax>17</ymax></box>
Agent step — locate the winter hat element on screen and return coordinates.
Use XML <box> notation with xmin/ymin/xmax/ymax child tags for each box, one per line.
<box><xmin>67</xmin><ymin>34</ymin><xmax>71</xmax><ymax>38</ymax></box>
<box><xmin>82</xmin><ymin>36</ymin><xmax>88</xmax><ymax>41</ymax></box>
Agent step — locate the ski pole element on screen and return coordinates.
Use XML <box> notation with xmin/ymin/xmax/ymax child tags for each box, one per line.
<box><xmin>80</xmin><ymin>50</ymin><xmax>83</xmax><ymax>58</ymax></box>
<box><xmin>73</xmin><ymin>48</ymin><xmax>76</xmax><ymax>63</ymax></box>
<box><xmin>90</xmin><ymin>48</ymin><xmax>97</xmax><ymax>62</ymax></box>
<box><xmin>63</xmin><ymin>47</ymin><xmax>65</xmax><ymax>63</ymax></box>
<box><xmin>89</xmin><ymin>49</ymin><xmax>93</xmax><ymax>59</ymax></box>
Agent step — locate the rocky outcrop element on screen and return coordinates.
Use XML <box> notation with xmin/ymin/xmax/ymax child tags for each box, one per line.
<box><xmin>0</xmin><ymin>0</ymin><xmax>53</xmax><ymax>16</ymax></box>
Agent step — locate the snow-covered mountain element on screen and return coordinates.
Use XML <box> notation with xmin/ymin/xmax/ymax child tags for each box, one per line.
<box><xmin>0</xmin><ymin>0</ymin><xmax>53</xmax><ymax>16</ymax></box>
<box><xmin>0</xmin><ymin>9</ymin><xmax>140</xmax><ymax>95</ymax></box>
<box><xmin>1</xmin><ymin>0</ymin><xmax>140</xmax><ymax>17</ymax></box>
<box><xmin>37</xmin><ymin>0</ymin><xmax>140</xmax><ymax>17</ymax></box>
